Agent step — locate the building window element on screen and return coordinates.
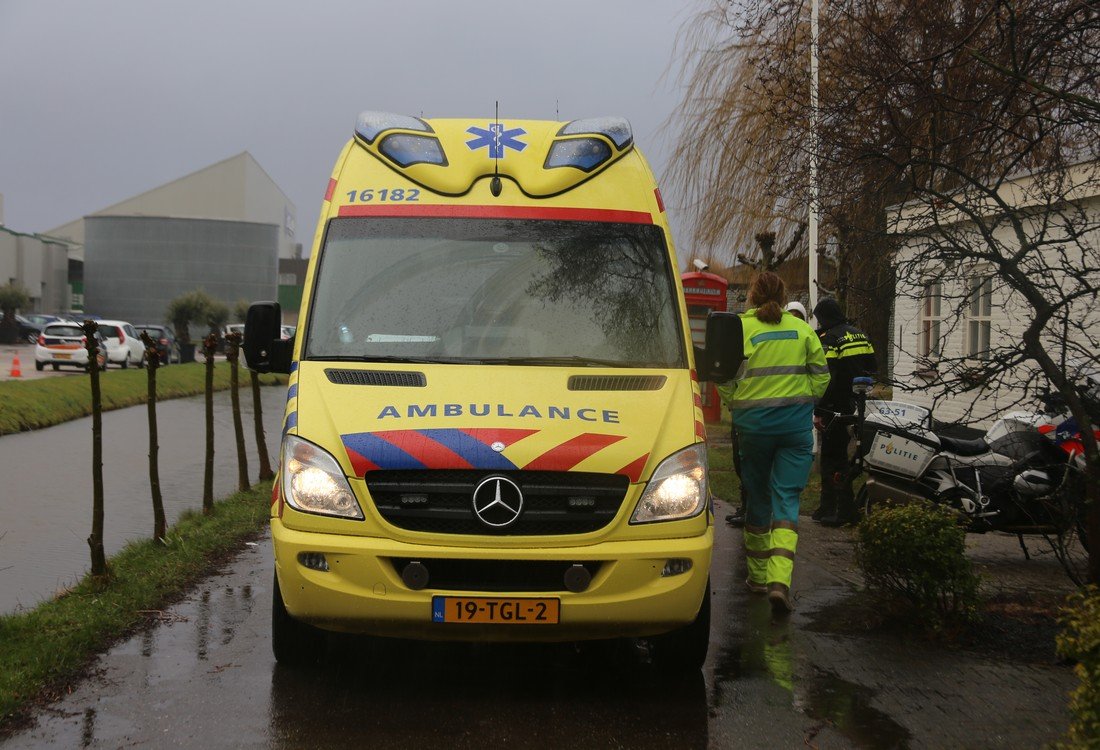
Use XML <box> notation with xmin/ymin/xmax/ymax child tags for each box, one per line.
<box><xmin>967</xmin><ymin>275</ymin><xmax>993</xmax><ymax>360</ymax></box>
<box><xmin>919</xmin><ymin>282</ymin><xmax>943</xmax><ymax>358</ymax></box>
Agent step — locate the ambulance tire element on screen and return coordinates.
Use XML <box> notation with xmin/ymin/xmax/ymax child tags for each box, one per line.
<box><xmin>271</xmin><ymin>573</ymin><xmax>326</xmax><ymax>667</ymax></box>
<box><xmin>649</xmin><ymin>584</ymin><xmax>710</xmax><ymax>672</ymax></box>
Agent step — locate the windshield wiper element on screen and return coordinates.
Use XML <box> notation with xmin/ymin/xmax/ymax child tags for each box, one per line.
<box><xmin>306</xmin><ymin>355</ymin><xmax>470</xmax><ymax>365</ymax></box>
<box><xmin>473</xmin><ymin>356</ymin><xmax>653</xmax><ymax>368</ymax></box>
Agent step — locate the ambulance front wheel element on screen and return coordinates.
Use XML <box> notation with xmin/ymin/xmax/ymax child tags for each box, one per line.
<box><xmin>272</xmin><ymin>572</ymin><xmax>326</xmax><ymax>667</ymax></box>
<box><xmin>648</xmin><ymin>584</ymin><xmax>710</xmax><ymax>672</ymax></box>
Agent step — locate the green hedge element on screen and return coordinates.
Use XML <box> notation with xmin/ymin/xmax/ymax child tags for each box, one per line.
<box><xmin>856</xmin><ymin>501</ymin><xmax>981</xmax><ymax>629</ymax></box>
<box><xmin>1056</xmin><ymin>586</ymin><xmax>1100</xmax><ymax>748</ymax></box>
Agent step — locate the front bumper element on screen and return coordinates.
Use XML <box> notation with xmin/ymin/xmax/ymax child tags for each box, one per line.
<box><xmin>272</xmin><ymin>519</ymin><xmax>713</xmax><ymax>641</ymax></box>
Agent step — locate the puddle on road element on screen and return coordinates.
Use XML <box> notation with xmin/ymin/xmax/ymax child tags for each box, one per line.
<box><xmin>710</xmin><ymin>596</ymin><xmax>911</xmax><ymax>749</ymax></box>
<box><xmin>802</xmin><ymin>668</ymin><xmax>911</xmax><ymax>749</ymax></box>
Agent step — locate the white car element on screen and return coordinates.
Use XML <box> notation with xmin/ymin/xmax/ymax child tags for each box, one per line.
<box><xmin>96</xmin><ymin>320</ymin><xmax>146</xmax><ymax>368</ymax></box>
<box><xmin>34</xmin><ymin>323</ymin><xmax>108</xmax><ymax>372</ymax></box>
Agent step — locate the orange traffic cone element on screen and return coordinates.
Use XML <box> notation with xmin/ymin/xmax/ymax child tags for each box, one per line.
<box><xmin>9</xmin><ymin>354</ymin><xmax>22</xmax><ymax>378</ymax></box>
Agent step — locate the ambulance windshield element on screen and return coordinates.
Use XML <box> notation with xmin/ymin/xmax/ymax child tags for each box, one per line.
<box><xmin>304</xmin><ymin>217</ymin><xmax>685</xmax><ymax>368</ymax></box>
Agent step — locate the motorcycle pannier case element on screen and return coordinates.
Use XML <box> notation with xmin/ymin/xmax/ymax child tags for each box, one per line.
<box><xmin>861</xmin><ymin>417</ymin><xmax>940</xmax><ymax>480</ymax></box>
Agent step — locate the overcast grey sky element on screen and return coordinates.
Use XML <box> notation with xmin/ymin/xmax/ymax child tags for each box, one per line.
<box><xmin>0</xmin><ymin>0</ymin><xmax>697</xmax><ymax>249</ymax></box>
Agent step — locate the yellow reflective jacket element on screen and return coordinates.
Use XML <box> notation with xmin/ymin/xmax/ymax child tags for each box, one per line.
<box><xmin>716</xmin><ymin>310</ymin><xmax>830</xmax><ymax>433</ymax></box>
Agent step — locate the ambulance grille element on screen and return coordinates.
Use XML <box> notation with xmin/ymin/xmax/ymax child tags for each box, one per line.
<box><xmin>325</xmin><ymin>369</ymin><xmax>426</xmax><ymax>387</ymax></box>
<box><xmin>387</xmin><ymin>558</ymin><xmax>603</xmax><ymax>592</ymax></box>
<box><xmin>366</xmin><ymin>470</ymin><xmax>629</xmax><ymax>535</ymax></box>
<box><xmin>567</xmin><ymin>375</ymin><xmax>666</xmax><ymax>391</ymax></box>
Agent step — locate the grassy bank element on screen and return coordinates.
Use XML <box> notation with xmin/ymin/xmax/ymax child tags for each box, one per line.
<box><xmin>0</xmin><ymin>482</ymin><xmax>273</xmax><ymax>732</ymax></box>
<box><xmin>0</xmin><ymin>364</ymin><xmax>283</xmax><ymax>435</ymax></box>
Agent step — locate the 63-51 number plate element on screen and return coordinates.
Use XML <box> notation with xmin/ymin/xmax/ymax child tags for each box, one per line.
<box><xmin>432</xmin><ymin>596</ymin><xmax>560</xmax><ymax>625</ymax></box>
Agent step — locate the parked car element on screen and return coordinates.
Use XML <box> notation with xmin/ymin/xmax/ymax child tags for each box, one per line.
<box><xmin>134</xmin><ymin>324</ymin><xmax>180</xmax><ymax>365</ymax></box>
<box><xmin>96</xmin><ymin>320</ymin><xmax>146</xmax><ymax>368</ymax></box>
<box><xmin>14</xmin><ymin>315</ymin><xmax>43</xmax><ymax>345</ymax></box>
<box><xmin>22</xmin><ymin>313</ymin><xmax>71</xmax><ymax>328</ymax></box>
<box><xmin>34</xmin><ymin>323</ymin><xmax>108</xmax><ymax>371</ymax></box>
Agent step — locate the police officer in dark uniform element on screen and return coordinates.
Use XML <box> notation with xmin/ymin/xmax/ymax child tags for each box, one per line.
<box><xmin>811</xmin><ymin>298</ymin><xmax>876</xmax><ymax>527</ymax></box>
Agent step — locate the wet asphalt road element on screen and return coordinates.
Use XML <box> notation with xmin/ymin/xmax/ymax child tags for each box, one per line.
<box><xmin>0</xmin><ymin>384</ymin><xmax>284</xmax><ymax>613</ymax></box>
<box><xmin>1</xmin><ymin>519</ymin><xmax>1076</xmax><ymax>748</ymax></box>
<box><xmin>4</xmin><ymin>521</ymin><xmax>886</xmax><ymax>750</ymax></box>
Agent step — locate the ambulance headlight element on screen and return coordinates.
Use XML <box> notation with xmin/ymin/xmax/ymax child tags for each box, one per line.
<box><xmin>379</xmin><ymin>134</ymin><xmax>447</xmax><ymax>167</ymax></box>
<box><xmin>631</xmin><ymin>444</ymin><xmax>708</xmax><ymax>524</ymax></box>
<box><xmin>545</xmin><ymin>138</ymin><xmax>612</xmax><ymax>172</ymax></box>
<box><xmin>281</xmin><ymin>435</ymin><xmax>364</xmax><ymax>520</ymax></box>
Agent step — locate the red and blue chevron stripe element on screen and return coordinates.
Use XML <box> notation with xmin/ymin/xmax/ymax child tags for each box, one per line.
<box><xmin>341</xmin><ymin>428</ymin><xmax>650</xmax><ymax>481</ymax></box>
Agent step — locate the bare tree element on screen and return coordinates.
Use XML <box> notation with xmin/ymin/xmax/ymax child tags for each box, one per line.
<box><xmin>140</xmin><ymin>331</ymin><xmax>167</xmax><ymax>542</ymax></box>
<box><xmin>667</xmin><ymin>0</ymin><xmax>901</xmax><ymax>354</ymax></box>
<box><xmin>251</xmin><ymin>368</ymin><xmax>274</xmax><ymax>482</ymax></box>
<box><xmin>202</xmin><ymin>331</ymin><xmax>218</xmax><ymax>515</ymax></box>
<box><xmin>82</xmin><ymin>320</ymin><xmax>107</xmax><ymax>578</ymax></box>
<box><xmin>225</xmin><ymin>331</ymin><xmax>250</xmax><ymax>492</ymax></box>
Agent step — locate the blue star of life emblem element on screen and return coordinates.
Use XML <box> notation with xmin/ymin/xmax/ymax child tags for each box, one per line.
<box><xmin>466</xmin><ymin>123</ymin><xmax>527</xmax><ymax>159</ymax></box>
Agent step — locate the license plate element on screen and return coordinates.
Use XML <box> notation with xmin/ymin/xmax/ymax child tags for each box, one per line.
<box><xmin>432</xmin><ymin>596</ymin><xmax>560</xmax><ymax>624</ymax></box>
<box><xmin>55</xmin><ymin>353</ymin><xmax>71</xmax><ymax>359</ymax></box>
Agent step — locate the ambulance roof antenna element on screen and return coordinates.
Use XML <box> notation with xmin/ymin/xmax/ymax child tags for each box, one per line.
<box><xmin>556</xmin><ymin>99</ymin><xmax>560</xmax><ymax>120</ymax></box>
<box><xmin>490</xmin><ymin>101</ymin><xmax>503</xmax><ymax>197</ymax></box>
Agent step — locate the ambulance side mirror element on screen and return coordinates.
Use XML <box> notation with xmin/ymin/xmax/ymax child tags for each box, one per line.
<box><xmin>703</xmin><ymin>312</ymin><xmax>744</xmax><ymax>383</ymax></box>
<box><xmin>244</xmin><ymin>301</ymin><xmax>292</xmax><ymax>374</ymax></box>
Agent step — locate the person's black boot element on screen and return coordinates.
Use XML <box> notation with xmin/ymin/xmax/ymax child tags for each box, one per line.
<box><xmin>725</xmin><ymin>507</ymin><xmax>746</xmax><ymax>527</ymax></box>
<box><xmin>819</xmin><ymin>504</ymin><xmax>859</xmax><ymax>527</ymax></box>
<box><xmin>812</xmin><ymin>499</ymin><xmax>836</xmax><ymax>523</ymax></box>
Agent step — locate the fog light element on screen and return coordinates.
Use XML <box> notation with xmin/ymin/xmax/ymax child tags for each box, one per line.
<box><xmin>299</xmin><ymin>552</ymin><xmax>329</xmax><ymax>572</ymax></box>
<box><xmin>402</xmin><ymin>561</ymin><xmax>430</xmax><ymax>590</ymax></box>
<box><xmin>563</xmin><ymin>563</ymin><xmax>592</xmax><ymax>593</ymax></box>
<box><xmin>661</xmin><ymin>558</ymin><xmax>693</xmax><ymax>577</ymax></box>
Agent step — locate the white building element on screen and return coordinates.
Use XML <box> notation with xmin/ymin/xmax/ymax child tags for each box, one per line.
<box><xmin>888</xmin><ymin>164</ymin><xmax>1100</xmax><ymax>428</ymax></box>
<box><xmin>0</xmin><ymin>190</ymin><xmax>74</xmax><ymax>313</ymax></box>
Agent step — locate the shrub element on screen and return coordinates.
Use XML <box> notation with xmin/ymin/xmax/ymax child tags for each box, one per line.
<box><xmin>1055</xmin><ymin>586</ymin><xmax>1100</xmax><ymax>749</ymax></box>
<box><xmin>855</xmin><ymin>501</ymin><xmax>981</xmax><ymax>629</ymax></box>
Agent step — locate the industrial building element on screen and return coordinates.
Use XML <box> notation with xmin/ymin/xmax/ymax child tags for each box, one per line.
<box><xmin>46</xmin><ymin>152</ymin><xmax>301</xmax><ymax>323</ymax></box>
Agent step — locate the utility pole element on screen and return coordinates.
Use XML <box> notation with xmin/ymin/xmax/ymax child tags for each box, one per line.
<box><xmin>808</xmin><ymin>0</ymin><xmax>820</xmax><ymax>319</ymax></box>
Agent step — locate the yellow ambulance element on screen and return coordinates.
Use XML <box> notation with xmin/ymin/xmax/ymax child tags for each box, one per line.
<box><xmin>244</xmin><ymin>111</ymin><xmax>713</xmax><ymax>669</ymax></box>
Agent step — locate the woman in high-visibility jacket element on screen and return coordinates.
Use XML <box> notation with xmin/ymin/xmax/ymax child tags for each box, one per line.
<box><xmin>716</xmin><ymin>272</ymin><xmax>830</xmax><ymax>613</ymax></box>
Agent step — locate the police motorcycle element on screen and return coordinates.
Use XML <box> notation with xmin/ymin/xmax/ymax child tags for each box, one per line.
<box><xmin>849</xmin><ymin>378</ymin><xmax>1088</xmax><ymax>550</ymax></box>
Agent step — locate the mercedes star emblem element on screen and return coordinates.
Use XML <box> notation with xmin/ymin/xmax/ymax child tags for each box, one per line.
<box><xmin>471</xmin><ymin>475</ymin><xmax>524</xmax><ymax>528</ymax></box>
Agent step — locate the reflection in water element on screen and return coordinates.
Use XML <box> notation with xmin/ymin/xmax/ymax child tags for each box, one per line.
<box><xmin>268</xmin><ymin>639</ymin><xmax>707</xmax><ymax>749</ymax></box>
<box><xmin>141</xmin><ymin>627</ymin><xmax>155</xmax><ymax>658</ymax></box>
<box><xmin>525</xmin><ymin>228</ymin><xmax>681</xmax><ymax>365</ymax></box>
<box><xmin>196</xmin><ymin>589</ymin><xmax>211</xmax><ymax>661</ymax></box>
<box><xmin>802</xmin><ymin>669</ymin><xmax>912</xmax><ymax>749</ymax></box>
<box><xmin>80</xmin><ymin>707</ymin><xmax>95</xmax><ymax>748</ymax></box>
<box><xmin>712</xmin><ymin>593</ymin><xmax>911</xmax><ymax>749</ymax></box>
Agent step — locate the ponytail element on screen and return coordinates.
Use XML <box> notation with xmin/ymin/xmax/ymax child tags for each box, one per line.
<box><xmin>756</xmin><ymin>301</ymin><xmax>783</xmax><ymax>324</ymax></box>
<box><xmin>747</xmin><ymin>272</ymin><xmax>787</xmax><ymax>324</ymax></box>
